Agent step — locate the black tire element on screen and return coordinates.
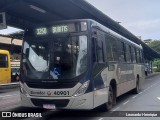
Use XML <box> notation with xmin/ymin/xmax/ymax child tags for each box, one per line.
<box><xmin>132</xmin><ymin>79</ymin><xmax>139</xmax><ymax>94</ymax></box>
<box><xmin>99</xmin><ymin>85</ymin><xmax>114</xmax><ymax>112</ymax></box>
<box><xmin>106</xmin><ymin>85</ymin><xmax>114</xmax><ymax>110</ymax></box>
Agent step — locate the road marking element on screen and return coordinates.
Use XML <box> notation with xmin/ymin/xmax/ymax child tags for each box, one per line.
<box><xmin>132</xmin><ymin>95</ymin><xmax>137</xmax><ymax>99</ymax></box>
<box><xmin>0</xmin><ymin>94</ymin><xmax>19</xmax><ymax>98</ymax></box>
<box><xmin>157</xmin><ymin>97</ymin><xmax>160</xmax><ymax>100</ymax></box>
<box><xmin>123</xmin><ymin>100</ymin><xmax>129</xmax><ymax>105</ymax></box>
<box><xmin>145</xmin><ymin>88</ymin><xmax>150</xmax><ymax>91</ymax></box>
<box><xmin>139</xmin><ymin>92</ymin><xmax>143</xmax><ymax>95</ymax></box>
<box><xmin>143</xmin><ymin>89</ymin><xmax>146</xmax><ymax>92</ymax></box>
<box><xmin>146</xmin><ymin>87</ymin><xmax>149</xmax><ymax>89</ymax></box>
<box><xmin>153</xmin><ymin>83</ymin><xmax>157</xmax><ymax>86</ymax></box>
<box><xmin>112</xmin><ymin>107</ymin><xmax>120</xmax><ymax>111</ymax></box>
<box><xmin>153</xmin><ymin>82</ymin><xmax>160</xmax><ymax>86</ymax></box>
<box><xmin>99</xmin><ymin>118</ymin><xmax>103</xmax><ymax>120</ymax></box>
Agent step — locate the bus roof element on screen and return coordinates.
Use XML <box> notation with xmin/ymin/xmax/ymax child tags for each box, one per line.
<box><xmin>90</xmin><ymin>20</ymin><xmax>142</xmax><ymax>49</ymax></box>
<box><xmin>40</xmin><ymin>19</ymin><xmax>142</xmax><ymax>49</ymax></box>
<box><xmin>28</xmin><ymin>19</ymin><xmax>92</xmax><ymax>28</ymax></box>
<box><xmin>26</xmin><ymin>19</ymin><xmax>141</xmax><ymax>49</ymax></box>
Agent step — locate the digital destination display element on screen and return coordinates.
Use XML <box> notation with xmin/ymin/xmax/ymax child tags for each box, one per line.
<box><xmin>52</xmin><ymin>25</ymin><xmax>68</xmax><ymax>33</ymax></box>
<box><xmin>36</xmin><ymin>28</ymin><xmax>47</xmax><ymax>35</ymax></box>
<box><xmin>35</xmin><ymin>24</ymin><xmax>76</xmax><ymax>35</ymax></box>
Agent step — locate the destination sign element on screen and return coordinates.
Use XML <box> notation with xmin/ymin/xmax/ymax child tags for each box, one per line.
<box><xmin>36</xmin><ymin>28</ymin><xmax>47</xmax><ymax>35</ymax></box>
<box><xmin>35</xmin><ymin>24</ymin><xmax>76</xmax><ymax>35</ymax></box>
<box><xmin>52</xmin><ymin>25</ymin><xmax>68</xmax><ymax>33</ymax></box>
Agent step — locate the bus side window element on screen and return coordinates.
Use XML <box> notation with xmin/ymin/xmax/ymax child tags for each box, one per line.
<box><xmin>125</xmin><ymin>44</ymin><xmax>132</xmax><ymax>63</ymax></box>
<box><xmin>141</xmin><ymin>50</ymin><xmax>144</xmax><ymax>63</ymax></box>
<box><xmin>105</xmin><ymin>35</ymin><xmax>118</xmax><ymax>62</ymax></box>
<box><xmin>136</xmin><ymin>49</ymin><xmax>140</xmax><ymax>63</ymax></box>
<box><xmin>131</xmin><ymin>47</ymin><xmax>136</xmax><ymax>63</ymax></box>
<box><xmin>117</xmin><ymin>41</ymin><xmax>125</xmax><ymax>62</ymax></box>
<box><xmin>111</xmin><ymin>37</ymin><xmax>118</xmax><ymax>61</ymax></box>
<box><xmin>105</xmin><ymin>35</ymin><xmax>112</xmax><ymax>61</ymax></box>
<box><xmin>129</xmin><ymin>45</ymin><xmax>133</xmax><ymax>63</ymax></box>
<box><xmin>139</xmin><ymin>50</ymin><xmax>143</xmax><ymax>63</ymax></box>
<box><xmin>97</xmin><ymin>31</ymin><xmax>105</xmax><ymax>63</ymax></box>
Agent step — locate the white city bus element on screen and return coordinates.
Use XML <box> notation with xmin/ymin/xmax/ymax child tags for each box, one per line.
<box><xmin>20</xmin><ymin>19</ymin><xmax>145</xmax><ymax>111</ymax></box>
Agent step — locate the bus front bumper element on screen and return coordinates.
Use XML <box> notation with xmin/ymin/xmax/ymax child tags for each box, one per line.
<box><xmin>20</xmin><ymin>92</ymin><xmax>94</xmax><ymax>110</ymax></box>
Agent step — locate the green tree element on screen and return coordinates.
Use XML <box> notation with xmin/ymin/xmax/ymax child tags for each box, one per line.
<box><xmin>148</xmin><ymin>40</ymin><xmax>160</xmax><ymax>72</ymax></box>
<box><xmin>153</xmin><ymin>59</ymin><xmax>160</xmax><ymax>67</ymax></box>
<box><xmin>148</xmin><ymin>41</ymin><xmax>160</xmax><ymax>53</ymax></box>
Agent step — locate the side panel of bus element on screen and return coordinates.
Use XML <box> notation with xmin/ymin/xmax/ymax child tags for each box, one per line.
<box><xmin>91</xmin><ymin>26</ymin><xmax>145</xmax><ymax>108</ymax></box>
<box><xmin>0</xmin><ymin>50</ymin><xmax>11</xmax><ymax>84</ymax></box>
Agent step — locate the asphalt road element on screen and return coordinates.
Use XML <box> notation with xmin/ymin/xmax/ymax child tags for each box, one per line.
<box><xmin>0</xmin><ymin>74</ymin><xmax>160</xmax><ymax>120</ymax></box>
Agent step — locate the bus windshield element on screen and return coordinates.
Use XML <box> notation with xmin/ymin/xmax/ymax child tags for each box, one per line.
<box><xmin>22</xmin><ymin>35</ymin><xmax>88</xmax><ymax>80</ymax></box>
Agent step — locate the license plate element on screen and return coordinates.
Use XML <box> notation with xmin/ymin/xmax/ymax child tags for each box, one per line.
<box><xmin>43</xmin><ymin>104</ymin><xmax>56</xmax><ymax>110</ymax></box>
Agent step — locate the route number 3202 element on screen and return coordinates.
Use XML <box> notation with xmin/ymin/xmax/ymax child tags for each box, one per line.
<box><xmin>54</xmin><ymin>91</ymin><xmax>69</xmax><ymax>96</ymax></box>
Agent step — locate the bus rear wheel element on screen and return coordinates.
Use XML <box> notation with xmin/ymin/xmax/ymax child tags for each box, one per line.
<box><xmin>132</xmin><ymin>79</ymin><xmax>139</xmax><ymax>94</ymax></box>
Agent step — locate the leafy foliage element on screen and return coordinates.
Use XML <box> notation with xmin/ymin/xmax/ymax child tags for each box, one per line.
<box><xmin>148</xmin><ymin>41</ymin><xmax>160</xmax><ymax>53</ymax></box>
<box><xmin>153</xmin><ymin>59</ymin><xmax>160</xmax><ymax>67</ymax></box>
<box><xmin>147</xmin><ymin>40</ymin><xmax>160</xmax><ymax>72</ymax></box>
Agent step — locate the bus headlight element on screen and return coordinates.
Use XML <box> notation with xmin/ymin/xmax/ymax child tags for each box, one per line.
<box><xmin>73</xmin><ymin>81</ymin><xmax>90</xmax><ymax>97</ymax></box>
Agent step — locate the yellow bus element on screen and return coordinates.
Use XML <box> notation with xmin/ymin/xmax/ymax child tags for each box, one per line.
<box><xmin>0</xmin><ymin>49</ymin><xmax>11</xmax><ymax>84</ymax></box>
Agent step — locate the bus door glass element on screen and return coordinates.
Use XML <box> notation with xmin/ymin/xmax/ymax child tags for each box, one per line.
<box><xmin>0</xmin><ymin>53</ymin><xmax>10</xmax><ymax>84</ymax></box>
<box><xmin>92</xmin><ymin>29</ymin><xmax>105</xmax><ymax>75</ymax></box>
<box><xmin>92</xmin><ymin>29</ymin><xmax>107</xmax><ymax>107</ymax></box>
<box><xmin>92</xmin><ymin>29</ymin><xmax>105</xmax><ymax>62</ymax></box>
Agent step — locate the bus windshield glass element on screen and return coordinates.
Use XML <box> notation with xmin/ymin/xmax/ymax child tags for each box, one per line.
<box><xmin>22</xmin><ymin>35</ymin><xmax>88</xmax><ymax>80</ymax></box>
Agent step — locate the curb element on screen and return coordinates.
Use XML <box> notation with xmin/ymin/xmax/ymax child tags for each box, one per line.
<box><xmin>0</xmin><ymin>82</ymin><xmax>19</xmax><ymax>89</ymax></box>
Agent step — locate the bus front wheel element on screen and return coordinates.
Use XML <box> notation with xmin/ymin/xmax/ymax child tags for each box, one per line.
<box><xmin>106</xmin><ymin>85</ymin><xmax>114</xmax><ymax>110</ymax></box>
<box><xmin>99</xmin><ymin>85</ymin><xmax>114</xmax><ymax>112</ymax></box>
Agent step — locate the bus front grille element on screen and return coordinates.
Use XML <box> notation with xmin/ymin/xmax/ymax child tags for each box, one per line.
<box><xmin>26</xmin><ymin>82</ymin><xmax>77</xmax><ymax>89</ymax></box>
<box><xmin>31</xmin><ymin>98</ymin><xmax>69</xmax><ymax>108</ymax></box>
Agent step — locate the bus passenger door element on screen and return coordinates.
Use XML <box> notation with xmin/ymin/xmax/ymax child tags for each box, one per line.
<box><xmin>0</xmin><ymin>54</ymin><xmax>11</xmax><ymax>84</ymax></box>
<box><xmin>92</xmin><ymin>29</ymin><xmax>108</xmax><ymax>108</ymax></box>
